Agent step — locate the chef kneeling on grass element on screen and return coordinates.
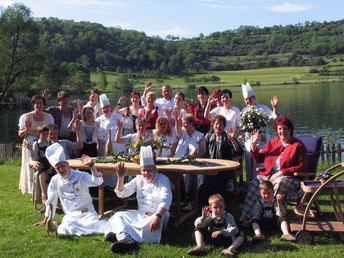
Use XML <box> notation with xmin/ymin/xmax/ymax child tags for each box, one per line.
<box><xmin>33</xmin><ymin>143</ymin><xmax>107</xmax><ymax>236</ymax></box>
<box><xmin>104</xmin><ymin>145</ymin><xmax>172</xmax><ymax>254</ymax></box>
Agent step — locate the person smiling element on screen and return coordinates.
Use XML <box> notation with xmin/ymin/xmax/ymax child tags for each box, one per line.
<box><xmin>18</xmin><ymin>95</ymin><xmax>54</xmax><ymax>194</ymax></box>
<box><xmin>104</xmin><ymin>146</ymin><xmax>172</xmax><ymax>253</ymax></box>
<box><xmin>33</xmin><ymin>143</ymin><xmax>106</xmax><ymax>236</ymax></box>
<box><xmin>239</xmin><ymin>117</ymin><xmax>308</xmax><ymax>224</ymax></box>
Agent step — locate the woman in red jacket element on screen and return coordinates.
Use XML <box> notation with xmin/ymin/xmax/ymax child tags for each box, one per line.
<box><xmin>240</xmin><ymin>117</ymin><xmax>308</xmax><ymax>223</ymax></box>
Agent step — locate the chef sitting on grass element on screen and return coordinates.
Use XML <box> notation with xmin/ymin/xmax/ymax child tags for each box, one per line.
<box><xmin>104</xmin><ymin>145</ymin><xmax>172</xmax><ymax>254</ymax></box>
<box><xmin>33</xmin><ymin>143</ymin><xmax>107</xmax><ymax>236</ymax></box>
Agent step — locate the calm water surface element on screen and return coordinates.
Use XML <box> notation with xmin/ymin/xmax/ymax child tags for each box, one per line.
<box><xmin>1</xmin><ymin>82</ymin><xmax>343</xmax><ymax>147</ymax></box>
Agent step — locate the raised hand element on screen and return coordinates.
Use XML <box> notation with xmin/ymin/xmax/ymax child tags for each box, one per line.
<box><xmin>201</xmin><ymin>206</ymin><xmax>210</xmax><ymax>221</ymax></box>
<box><xmin>250</xmin><ymin>129</ymin><xmax>260</xmax><ymax>145</ymax></box>
<box><xmin>23</xmin><ymin>139</ymin><xmax>33</xmax><ymax>151</ymax></box>
<box><xmin>227</xmin><ymin>127</ymin><xmax>235</xmax><ymax>139</ymax></box>
<box><xmin>72</xmin><ymin>109</ymin><xmax>79</xmax><ymax>120</ymax></box>
<box><xmin>81</xmin><ymin>154</ymin><xmax>93</xmax><ymax>166</ymax></box>
<box><xmin>74</xmin><ymin>119</ymin><xmax>82</xmax><ymax>131</ymax></box>
<box><xmin>163</xmin><ymin>106</ymin><xmax>172</xmax><ymax>118</ymax></box>
<box><xmin>77</xmin><ymin>99</ymin><xmax>84</xmax><ymax>112</ymax></box>
<box><xmin>115</xmin><ymin>118</ymin><xmax>123</xmax><ymax>128</ymax></box>
<box><xmin>41</xmin><ymin>88</ymin><xmax>51</xmax><ymax>101</ymax></box>
<box><xmin>118</xmin><ymin>96</ymin><xmax>127</xmax><ymax>106</ymax></box>
<box><xmin>173</xmin><ymin>108</ymin><xmax>180</xmax><ymax>122</ymax></box>
<box><xmin>270</xmin><ymin>95</ymin><xmax>279</xmax><ymax>109</ymax></box>
<box><xmin>145</xmin><ymin>81</ymin><xmax>152</xmax><ymax>92</ymax></box>
<box><xmin>115</xmin><ymin>162</ymin><xmax>127</xmax><ymax>177</ymax></box>
<box><xmin>121</xmin><ymin>108</ymin><xmax>128</xmax><ymax>120</ymax></box>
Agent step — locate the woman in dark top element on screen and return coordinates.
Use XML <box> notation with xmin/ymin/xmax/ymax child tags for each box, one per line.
<box><xmin>188</xmin><ymin>87</ymin><xmax>215</xmax><ymax>135</ymax></box>
<box><xmin>199</xmin><ymin>115</ymin><xmax>243</xmax><ymax>205</ymax></box>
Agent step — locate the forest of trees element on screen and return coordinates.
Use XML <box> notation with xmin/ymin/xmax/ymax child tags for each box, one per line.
<box><xmin>1</xmin><ymin>3</ymin><xmax>344</xmax><ymax>102</ymax></box>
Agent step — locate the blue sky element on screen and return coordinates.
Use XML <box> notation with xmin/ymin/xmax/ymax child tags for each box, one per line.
<box><xmin>1</xmin><ymin>0</ymin><xmax>343</xmax><ymax>38</ymax></box>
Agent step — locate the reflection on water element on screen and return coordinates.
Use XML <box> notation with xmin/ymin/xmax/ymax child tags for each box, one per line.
<box><xmin>2</xmin><ymin>82</ymin><xmax>344</xmax><ymax>148</ymax></box>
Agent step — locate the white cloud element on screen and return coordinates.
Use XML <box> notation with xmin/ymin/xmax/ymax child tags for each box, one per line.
<box><xmin>106</xmin><ymin>20</ymin><xmax>133</xmax><ymax>29</ymax></box>
<box><xmin>0</xmin><ymin>0</ymin><xmax>16</xmax><ymax>7</ymax></box>
<box><xmin>147</xmin><ymin>27</ymin><xmax>192</xmax><ymax>38</ymax></box>
<box><xmin>57</xmin><ymin>0</ymin><xmax>122</xmax><ymax>7</ymax></box>
<box><xmin>197</xmin><ymin>0</ymin><xmax>235</xmax><ymax>9</ymax></box>
<box><xmin>265</xmin><ymin>2</ymin><xmax>313</xmax><ymax>12</ymax></box>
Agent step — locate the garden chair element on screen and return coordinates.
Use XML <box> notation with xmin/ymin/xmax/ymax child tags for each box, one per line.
<box><xmin>292</xmin><ymin>135</ymin><xmax>323</xmax><ymax>217</ymax></box>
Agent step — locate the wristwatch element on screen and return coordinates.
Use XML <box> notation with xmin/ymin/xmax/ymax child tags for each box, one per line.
<box><xmin>155</xmin><ymin>213</ymin><xmax>162</xmax><ymax>218</ymax></box>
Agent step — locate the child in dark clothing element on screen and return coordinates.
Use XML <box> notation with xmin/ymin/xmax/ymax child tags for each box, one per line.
<box><xmin>188</xmin><ymin>194</ymin><xmax>243</xmax><ymax>257</ymax></box>
<box><xmin>251</xmin><ymin>180</ymin><xmax>296</xmax><ymax>242</ymax></box>
<box><xmin>25</xmin><ymin>125</ymin><xmax>55</xmax><ymax>204</ymax></box>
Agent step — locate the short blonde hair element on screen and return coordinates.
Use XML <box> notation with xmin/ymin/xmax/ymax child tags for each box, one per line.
<box><xmin>259</xmin><ymin>180</ymin><xmax>273</xmax><ymax>191</ymax></box>
<box><xmin>208</xmin><ymin>194</ymin><xmax>224</xmax><ymax>205</ymax></box>
<box><xmin>146</xmin><ymin>91</ymin><xmax>157</xmax><ymax>99</ymax></box>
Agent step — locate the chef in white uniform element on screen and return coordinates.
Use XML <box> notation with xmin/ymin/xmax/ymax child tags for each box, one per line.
<box><xmin>104</xmin><ymin>146</ymin><xmax>172</xmax><ymax>254</ymax></box>
<box><xmin>241</xmin><ymin>83</ymin><xmax>280</xmax><ymax>183</ymax></box>
<box><xmin>33</xmin><ymin>143</ymin><xmax>107</xmax><ymax>236</ymax></box>
<box><xmin>96</xmin><ymin>94</ymin><xmax>133</xmax><ymax>155</ymax></box>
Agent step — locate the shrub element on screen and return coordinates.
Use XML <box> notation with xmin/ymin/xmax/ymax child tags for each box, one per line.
<box><xmin>309</xmin><ymin>68</ymin><xmax>319</xmax><ymax>73</ymax></box>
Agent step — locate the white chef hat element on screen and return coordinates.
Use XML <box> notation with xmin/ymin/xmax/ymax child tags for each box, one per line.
<box><xmin>140</xmin><ymin>146</ymin><xmax>155</xmax><ymax>166</ymax></box>
<box><xmin>242</xmin><ymin>82</ymin><xmax>255</xmax><ymax>99</ymax></box>
<box><xmin>45</xmin><ymin>143</ymin><xmax>66</xmax><ymax>167</ymax></box>
<box><xmin>99</xmin><ymin>94</ymin><xmax>111</xmax><ymax>108</ymax></box>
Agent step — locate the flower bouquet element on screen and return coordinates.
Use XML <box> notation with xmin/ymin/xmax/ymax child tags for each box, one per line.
<box><xmin>129</xmin><ymin>136</ymin><xmax>168</xmax><ymax>164</ymax></box>
<box><xmin>240</xmin><ymin>106</ymin><xmax>269</xmax><ymax>133</ymax></box>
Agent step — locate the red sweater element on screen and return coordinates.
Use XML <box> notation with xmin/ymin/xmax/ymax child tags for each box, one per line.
<box><xmin>189</xmin><ymin>103</ymin><xmax>216</xmax><ymax>125</ymax></box>
<box><xmin>251</xmin><ymin>137</ymin><xmax>308</xmax><ymax>177</ymax></box>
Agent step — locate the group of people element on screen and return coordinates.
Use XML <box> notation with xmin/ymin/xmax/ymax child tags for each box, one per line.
<box><xmin>17</xmin><ymin>81</ymin><xmax>309</xmax><ymax>256</ymax></box>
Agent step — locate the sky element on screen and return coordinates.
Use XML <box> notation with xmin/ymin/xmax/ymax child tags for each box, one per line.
<box><xmin>1</xmin><ymin>0</ymin><xmax>343</xmax><ymax>38</ymax></box>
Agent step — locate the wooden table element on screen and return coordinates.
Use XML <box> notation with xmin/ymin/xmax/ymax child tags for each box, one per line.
<box><xmin>67</xmin><ymin>157</ymin><xmax>240</xmax><ymax>226</ymax></box>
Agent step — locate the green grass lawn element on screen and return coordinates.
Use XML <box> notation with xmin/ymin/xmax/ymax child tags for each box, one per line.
<box><xmin>92</xmin><ymin>61</ymin><xmax>344</xmax><ymax>94</ymax></box>
<box><xmin>1</xmin><ymin>159</ymin><xmax>343</xmax><ymax>257</ymax></box>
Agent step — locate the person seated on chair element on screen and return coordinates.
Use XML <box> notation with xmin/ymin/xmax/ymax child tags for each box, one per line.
<box><xmin>33</xmin><ymin>143</ymin><xmax>107</xmax><ymax>235</ymax></box>
<box><xmin>251</xmin><ymin>180</ymin><xmax>296</xmax><ymax>242</ymax></box>
<box><xmin>239</xmin><ymin>117</ymin><xmax>308</xmax><ymax>224</ymax></box>
<box><xmin>104</xmin><ymin>146</ymin><xmax>172</xmax><ymax>254</ymax></box>
<box><xmin>199</xmin><ymin>115</ymin><xmax>243</xmax><ymax>207</ymax></box>
<box><xmin>187</xmin><ymin>194</ymin><xmax>243</xmax><ymax>257</ymax></box>
<box><xmin>24</xmin><ymin>125</ymin><xmax>55</xmax><ymax>209</ymax></box>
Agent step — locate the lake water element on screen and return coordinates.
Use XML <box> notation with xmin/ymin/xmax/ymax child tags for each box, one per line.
<box><xmin>2</xmin><ymin>82</ymin><xmax>344</xmax><ymax>149</ymax></box>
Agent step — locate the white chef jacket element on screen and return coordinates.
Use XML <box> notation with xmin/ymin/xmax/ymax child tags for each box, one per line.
<box><xmin>96</xmin><ymin>113</ymin><xmax>133</xmax><ymax>153</ymax></box>
<box><xmin>105</xmin><ymin>173</ymin><xmax>172</xmax><ymax>243</ymax></box>
<box><xmin>45</xmin><ymin>169</ymin><xmax>107</xmax><ymax>236</ymax></box>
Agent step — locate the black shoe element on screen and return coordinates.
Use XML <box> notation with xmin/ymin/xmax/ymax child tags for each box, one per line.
<box><xmin>110</xmin><ymin>241</ymin><xmax>138</xmax><ymax>253</ymax></box>
<box><xmin>104</xmin><ymin>232</ymin><xmax>117</xmax><ymax>243</ymax></box>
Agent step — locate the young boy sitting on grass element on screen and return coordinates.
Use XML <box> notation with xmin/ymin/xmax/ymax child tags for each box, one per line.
<box><xmin>188</xmin><ymin>194</ymin><xmax>243</xmax><ymax>257</ymax></box>
<box><xmin>251</xmin><ymin>180</ymin><xmax>296</xmax><ymax>242</ymax></box>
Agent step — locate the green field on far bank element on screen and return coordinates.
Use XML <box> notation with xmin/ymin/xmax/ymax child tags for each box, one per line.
<box><xmin>91</xmin><ymin>59</ymin><xmax>344</xmax><ymax>92</ymax></box>
<box><xmin>1</xmin><ymin>157</ymin><xmax>344</xmax><ymax>257</ymax></box>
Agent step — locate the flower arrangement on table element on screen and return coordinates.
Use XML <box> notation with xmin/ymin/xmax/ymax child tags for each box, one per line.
<box><xmin>95</xmin><ymin>151</ymin><xmax>131</xmax><ymax>164</ymax></box>
<box><xmin>165</xmin><ymin>154</ymin><xmax>206</xmax><ymax>165</ymax></box>
<box><xmin>129</xmin><ymin>136</ymin><xmax>170</xmax><ymax>164</ymax></box>
<box><xmin>240</xmin><ymin>106</ymin><xmax>269</xmax><ymax>133</ymax></box>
